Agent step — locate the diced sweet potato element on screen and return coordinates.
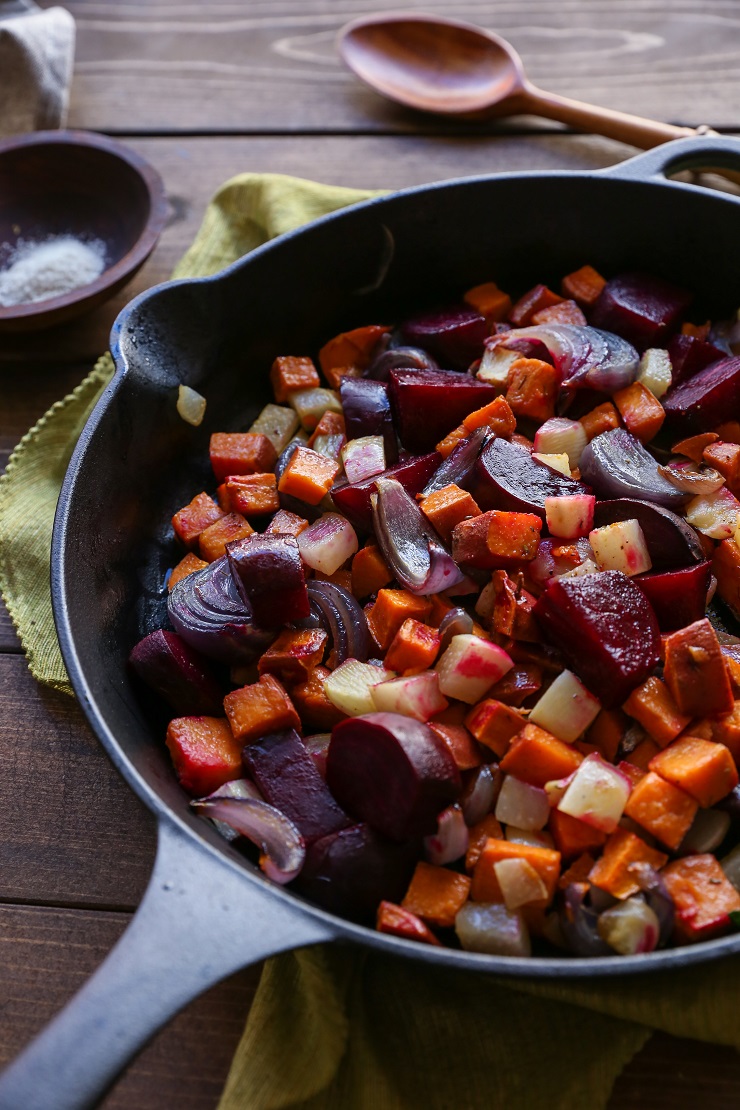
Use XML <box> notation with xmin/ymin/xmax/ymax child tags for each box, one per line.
<box><xmin>548</xmin><ymin>808</ymin><xmax>607</xmax><ymax>860</ymax></box>
<box><xmin>505</xmin><ymin>358</ymin><xmax>559</xmax><ymax>422</ymax></box>
<box><xmin>223</xmin><ymin>674</ymin><xmax>301</xmax><ymax>744</ymax></box>
<box><xmin>625</xmin><ymin>737</ymin><xmax>661</xmax><ymax>771</ymax></box>
<box><xmin>713</xmin><ymin>539</ymin><xmax>740</xmax><ymax>621</ymax></box>
<box><xmin>558</xmin><ymin>852</ymin><xmax>597</xmax><ymax>890</ymax></box>
<box><xmin>209</xmin><ymin>432</ymin><xmax>277</xmax><ymax>482</ymax></box>
<box><xmin>384</xmin><ymin>618</ymin><xmax>441</xmax><ymax>675</ymax></box>
<box><xmin>198</xmin><ymin>512</ymin><xmax>254</xmax><ymax>562</ymax></box>
<box><xmin>270</xmin><ymin>355</ymin><xmax>320</xmax><ymax>403</ymax></box>
<box><xmin>278</xmin><ymin>446</ymin><xmax>340</xmax><ymax>506</ymax></box>
<box><xmin>351</xmin><ymin>543</ymin><xmax>393</xmax><ymax>599</ymax></box>
<box><xmin>588</xmin><ymin>828</ymin><xmax>668</xmax><ymax>899</ymax></box>
<box><xmin>318</xmin><ymin>324</ymin><xmax>390</xmax><ymax>385</ymax></box>
<box><xmin>365</xmin><ymin>589</ymin><xmax>432</xmax><ymax>652</ymax></box>
<box><xmin>462</xmin><ymin>395</ymin><xmax>517</xmax><ymax>438</ymax></box>
<box><xmin>290</xmin><ymin>665</ymin><xmax>347</xmax><ymax>730</ymax></box>
<box><xmin>623</xmin><ymin>676</ymin><xmax>690</xmax><ymax>748</ymax></box>
<box><xmin>464</xmin><ymin>698</ymin><xmax>525</xmax><ymax>758</ymax></box>
<box><xmin>585</xmin><ymin>708</ymin><xmax>626</xmax><ymax>763</ymax></box>
<box><xmin>465</xmin><ymin>814</ymin><xmax>504</xmax><ymax>872</ymax></box>
<box><xmin>509</xmin><ymin>284</ymin><xmax>563</xmax><ymax>327</ymax></box>
<box><xmin>452</xmin><ymin>510</ymin><xmax>542</xmax><ymax>569</ymax></box>
<box><xmin>421</xmin><ymin>484</ymin><xmax>481</xmax><ymax>545</ymax></box>
<box><xmin>499</xmin><ymin>722</ymin><xmax>583</xmax><ymax>787</ymax></box>
<box><xmin>649</xmin><ymin>735</ymin><xmax>738</xmax><ymax>807</ymax></box>
<box><xmin>561</xmin><ymin>265</ymin><xmax>606</xmax><ymax>308</ymax></box>
<box><xmin>612</xmin><ymin>381</ymin><xmax>665</xmax><ymax>443</ymax></box>
<box><xmin>435</xmin><ymin>424</ymin><xmax>468</xmax><ymax>458</ymax></box>
<box><xmin>623</xmin><ymin>770</ymin><xmax>698</xmax><ymax>850</ymax></box>
<box><xmin>223</xmin><ymin>473</ymin><xmax>280</xmax><ymax>517</ymax></box>
<box><xmin>165</xmin><ymin>716</ymin><xmax>242</xmax><ymax>796</ymax></box>
<box><xmin>264</xmin><ymin>509</ymin><xmax>310</xmax><ymax>537</ymax></box>
<box><xmin>663</xmin><ymin>618</ymin><xmax>734</xmax><ymax>718</ymax></box>
<box><xmin>401</xmin><ymin>861</ymin><xmax>472</xmax><ymax>928</ymax></box>
<box><xmin>711</xmin><ymin>701</ymin><xmax>740</xmax><ymax>765</ymax></box>
<box><xmin>471</xmin><ymin>839</ymin><xmax>561</xmax><ymax>906</ymax></box>
<box><xmin>428</xmin><ymin>723</ymin><xmax>482</xmax><ymax>771</ymax></box>
<box><xmin>257</xmin><ymin>628</ymin><xmax>328</xmax><ymax>684</ymax></box>
<box><xmin>463</xmin><ymin>280</ymin><xmax>512</xmax><ymax>323</ymax></box>
<box><xmin>703</xmin><ymin>441</ymin><xmax>740</xmax><ymax>490</ymax></box>
<box><xmin>579</xmin><ymin>402</ymin><xmax>620</xmax><ymax>442</ymax></box>
<box><xmin>172</xmin><ymin>492</ymin><xmax>225</xmax><ymax>549</ymax></box>
<box><xmin>662</xmin><ymin>854</ymin><xmax>740</xmax><ymax>944</ymax></box>
<box><xmin>672</xmin><ymin>432</ymin><xmax>719</xmax><ymax>463</ymax></box>
<box><xmin>168</xmin><ymin>552</ymin><xmax>208</xmax><ymax>590</ymax></box>
<box><xmin>376</xmin><ymin>901</ymin><xmax>441</xmax><ymax>945</ymax></box>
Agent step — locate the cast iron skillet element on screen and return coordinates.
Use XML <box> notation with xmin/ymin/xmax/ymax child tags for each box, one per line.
<box><xmin>3</xmin><ymin>137</ymin><xmax>740</xmax><ymax>1110</ymax></box>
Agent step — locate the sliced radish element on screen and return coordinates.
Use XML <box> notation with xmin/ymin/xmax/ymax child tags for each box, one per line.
<box><xmin>435</xmin><ymin>633</ymin><xmax>514</xmax><ymax>704</ymax></box>
<box><xmin>371</xmin><ymin>671</ymin><xmax>448</xmax><ymax>722</ymax></box>
<box><xmin>494</xmin><ymin>776</ymin><xmax>550</xmax><ymax>831</ymax></box>
<box><xmin>424</xmin><ymin>804</ymin><xmax>469</xmax><ymax>865</ymax></box>
<box><xmin>545</xmin><ymin>494</ymin><xmax>595</xmax><ymax>540</ymax></box>
<box><xmin>324</xmin><ymin>659</ymin><xmax>393</xmax><ymax>716</ymax></box>
<box><xmin>589</xmin><ymin>519</ymin><xmax>652</xmax><ymax>576</ymax></box>
<box><xmin>528</xmin><ymin>669</ymin><xmax>601</xmax><ymax>743</ymax></box>
<box><xmin>557</xmin><ymin>753</ymin><xmax>632</xmax><ymax>832</ymax></box>
<box><xmin>597</xmin><ymin>897</ymin><xmax>660</xmax><ymax>954</ymax></box>
<box><xmin>533</xmin><ymin>417</ymin><xmax>588</xmax><ymax>467</ymax></box>
<box><xmin>297</xmin><ymin>513</ymin><xmax>358</xmax><ymax>575</ymax></box>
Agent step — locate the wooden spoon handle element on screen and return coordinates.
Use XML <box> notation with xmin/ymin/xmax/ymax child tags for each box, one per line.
<box><xmin>521</xmin><ymin>83</ymin><xmax>697</xmax><ymax>149</ymax></box>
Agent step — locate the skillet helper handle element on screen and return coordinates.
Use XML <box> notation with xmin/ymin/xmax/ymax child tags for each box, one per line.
<box><xmin>0</xmin><ymin>820</ymin><xmax>335</xmax><ymax>1110</ymax></box>
<box><xmin>599</xmin><ymin>132</ymin><xmax>740</xmax><ymax>189</ymax></box>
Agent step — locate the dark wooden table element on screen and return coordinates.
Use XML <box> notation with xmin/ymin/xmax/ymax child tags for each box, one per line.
<box><xmin>2</xmin><ymin>2</ymin><xmax>740</xmax><ymax>1106</ymax></box>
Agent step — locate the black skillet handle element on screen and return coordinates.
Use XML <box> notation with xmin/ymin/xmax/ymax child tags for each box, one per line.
<box><xmin>0</xmin><ymin>819</ymin><xmax>336</xmax><ymax>1110</ymax></box>
<box><xmin>599</xmin><ymin>133</ymin><xmax>740</xmax><ymax>186</ymax></box>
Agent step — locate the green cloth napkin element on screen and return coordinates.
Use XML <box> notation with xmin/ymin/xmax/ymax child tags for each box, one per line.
<box><xmin>2</xmin><ymin>170</ymin><xmax>740</xmax><ymax>1110</ymax></box>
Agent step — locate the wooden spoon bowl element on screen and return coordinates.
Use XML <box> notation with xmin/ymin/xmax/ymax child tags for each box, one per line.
<box><xmin>0</xmin><ymin>130</ymin><xmax>168</xmax><ymax>333</ymax></box>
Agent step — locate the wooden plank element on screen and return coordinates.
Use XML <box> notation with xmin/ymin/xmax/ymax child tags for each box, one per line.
<box><xmin>0</xmin><ymin>654</ymin><xmax>156</xmax><ymax>908</ymax></box>
<box><xmin>0</xmin><ymin>904</ymin><xmax>259</xmax><ymax>1109</ymax></box>
<box><xmin>51</xmin><ymin>0</ymin><xmax>740</xmax><ymax>133</ymax></box>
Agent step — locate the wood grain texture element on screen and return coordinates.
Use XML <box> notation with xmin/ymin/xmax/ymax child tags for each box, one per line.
<box><xmin>43</xmin><ymin>0</ymin><xmax>740</xmax><ymax>133</ymax></box>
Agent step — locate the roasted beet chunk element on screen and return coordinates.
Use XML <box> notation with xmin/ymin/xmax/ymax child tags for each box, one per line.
<box><xmin>331</xmin><ymin>451</ymin><xmax>440</xmax><ymax>532</ymax></box>
<box><xmin>388</xmin><ymin>368</ymin><xmax>495</xmax><ymax>453</ymax></box>
<box><xmin>662</xmin><ymin>355</ymin><xmax>740</xmax><ymax>435</ymax></box>
<box><xmin>476</xmin><ymin>435</ymin><xmax>589</xmax><ymax>518</ymax></box>
<box><xmin>533</xmin><ymin>571</ymin><xmax>661</xmax><ymax>707</ymax></box>
<box><xmin>227</xmin><ymin>532</ymin><xmax>309</xmax><ymax>627</ymax></box>
<box><xmin>591</xmin><ymin>271</ymin><xmax>692</xmax><ymax>352</ymax></box>
<box><xmin>399</xmin><ymin>304</ymin><xmax>488</xmax><ymax>370</ymax></box>
<box><xmin>634</xmin><ymin>561</ymin><xmax>712</xmax><ymax>632</ymax></box>
<box><xmin>295</xmin><ymin>823</ymin><xmax>420</xmax><ymax>922</ymax></box>
<box><xmin>326</xmin><ymin>712</ymin><xmax>460</xmax><ymax>842</ymax></box>
<box><xmin>242</xmin><ymin>729</ymin><xmax>350</xmax><ymax>844</ymax></box>
<box><xmin>340</xmin><ymin>377</ymin><xmax>397</xmax><ymax>464</ymax></box>
<box><xmin>128</xmin><ymin>629</ymin><xmax>225</xmax><ymax>715</ymax></box>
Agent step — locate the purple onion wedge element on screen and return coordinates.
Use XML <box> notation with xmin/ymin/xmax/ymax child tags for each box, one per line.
<box><xmin>295</xmin><ymin>580</ymin><xmax>370</xmax><ymax>664</ymax></box>
<box><xmin>167</xmin><ymin>557</ymin><xmax>275</xmax><ymax>665</ymax></box>
<box><xmin>579</xmin><ymin>428</ymin><xmax>689</xmax><ymax>510</ymax></box>
<box><xmin>191</xmin><ymin>795</ymin><xmax>305</xmax><ymax>884</ymax></box>
<box><xmin>372</xmin><ymin>476</ymin><xmax>468</xmax><ymax>596</ymax></box>
<box><xmin>422</xmin><ymin>427</ymin><xmax>490</xmax><ymax>496</ymax></box>
<box><xmin>494</xmin><ymin>324</ymin><xmax>639</xmax><ymax>392</ymax></box>
<box><xmin>559</xmin><ymin>883</ymin><xmax>612</xmax><ymax>957</ymax></box>
<box><xmin>365</xmin><ymin>344</ymin><xmax>439</xmax><ymax>381</ymax></box>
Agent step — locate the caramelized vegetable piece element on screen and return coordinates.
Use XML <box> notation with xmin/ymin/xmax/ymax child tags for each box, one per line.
<box><xmin>663</xmin><ymin>356</ymin><xmax>740</xmax><ymax>435</ymax></box>
<box><xmin>531</xmin><ymin>299</ymin><xmax>586</xmax><ymax>327</ymax></box>
<box><xmin>366</xmin><ymin>588</ymin><xmax>432</xmax><ymax>652</ymax></box>
<box><xmin>331</xmin><ymin>451</ymin><xmax>440</xmax><ymax>532</ymax></box>
<box><xmin>257</xmin><ymin>628</ymin><xmax>327</xmax><ymax>684</ymax></box>
<box><xmin>222</xmin><ymin>473</ymin><xmax>280</xmax><ymax>517</ymax></box>
<box><xmin>270</xmin><ymin>355</ymin><xmax>320</xmax><ymax>402</ymax></box>
<box><xmin>548</xmin><ymin>809</ymin><xmax>607</xmax><ymax>860</ymax></box>
<box><xmin>172</xmin><ymin>491</ymin><xmax>225</xmax><ymax>550</ymax></box>
<box><xmin>165</xmin><ymin>716</ymin><xmax>242</xmax><ymax>797</ymax></box>
<box><xmin>401</xmin><ymin>861</ymin><xmax>472</xmax><ymax>928</ymax></box>
<box><xmin>500</xmin><ymin>722</ymin><xmax>583</xmax><ymax>787</ymax></box>
<box><xmin>661</xmin><ymin>854</ymin><xmax>740</xmax><ymax>944</ymax></box>
<box><xmin>224</xmin><ymin>673</ymin><xmax>302</xmax><ymax>744</ymax></box>
<box><xmin>713</xmin><ymin>539</ymin><xmax>740</xmax><ymax>620</ymax></box>
<box><xmin>389</xmin><ymin>368</ymin><xmax>495</xmax><ymax>452</ymax></box>
<box><xmin>351</xmin><ymin>542</ymin><xmax>393</xmax><ymax>598</ymax></box>
<box><xmin>579</xmin><ymin>401</ymin><xmax>620</xmax><ymax>442</ymax></box>
<box><xmin>623</xmin><ymin>771</ymin><xmax>698</xmax><ymax>850</ymax></box>
<box><xmin>623</xmin><ymin>676</ymin><xmax>690</xmax><ymax>748</ymax></box>
<box><xmin>533</xmin><ymin>570</ymin><xmax>661</xmax><ymax>708</ymax></box>
<box><xmin>464</xmin><ymin>699</ymin><xmax>525</xmax><ymax>758</ymax></box>
<box><xmin>291</xmin><ymin>665</ymin><xmax>347</xmax><ymax>731</ymax></box>
<box><xmin>612</xmin><ymin>381</ymin><xmax>665</xmax><ymax>443</ymax></box>
<box><xmin>428</xmin><ymin>723</ymin><xmax>482</xmax><ymax>771</ymax></box>
<box><xmin>585</xmin><ymin>708</ymin><xmax>626</xmax><ymax>763</ymax></box>
<box><xmin>384</xmin><ymin>618</ymin><xmax>441</xmax><ymax>675</ymax></box>
<box><xmin>464</xmin><ymin>280</ymin><xmax>512</xmax><ymax>323</ymax></box>
<box><xmin>242</xmin><ymin>728</ymin><xmax>350</xmax><ymax>844</ymax></box>
<box><xmin>319</xmin><ymin>324</ymin><xmax>391</xmax><ymax>385</ymax></box>
<box><xmin>278</xmin><ymin>445</ymin><xmax>340</xmax><ymax>505</ymax></box>
<box><xmin>649</xmin><ymin>735</ymin><xmax>738</xmax><ymax>808</ymax></box>
<box><xmin>471</xmin><ymin>839</ymin><xmax>561</xmax><ymax>906</ymax></box>
<box><xmin>400</xmin><ymin>305</ymin><xmax>488</xmax><ymax>370</ymax></box>
<box><xmin>593</xmin><ymin>498</ymin><xmax>704</xmax><ymax>571</ymax></box>
<box><xmin>476</xmin><ymin>436</ymin><xmax>589</xmax><ymax>519</ymax></box>
<box><xmin>168</xmin><ymin>552</ymin><xmax>208</xmax><ymax>590</ymax></box>
<box><xmin>663</xmin><ymin>618</ymin><xmax>734</xmax><ymax>718</ymax></box>
<box><xmin>452</xmin><ymin>509</ymin><xmax>542</xmax><ymax>569</ymax></box>
<box><xmin>264</xmin><ymin>508</ymin><xmax>309</xmax><ymax>537</ymax></box>
<box><xmin>509</xmin><ymin>284</ymin><xmax>563</xmax><ymax>327</ymax></box>
<box><xmin>209</xmin><ymin>432</ymin><xmax>277</xmax><ymax>482</ymax></box>
<box><xmin>198</xmin><ymin>512</ymin><xmax>254</xmax><ymax>562</ymax></box>
<box><xmin>634</xmin><ymin>562</ymin><xmax>712</xmax><ymax>632</ymax></box>
<box><xmin>130</xmin><ymin>629</ymin><xmax>225</xmax><ymax>716</ymax></box>
<box><xmin>505</xmin><ymin>357</ymin><xmax>559</xmax><ymax>422</ymax></box>
<box><xmin>561</xmin><ymin>265</ymin><xmax>606</xmax><ymax>308</ymax></box>
<box><xmin>227</xmin><ymin>532</ymin><xmax>309</xmax><ymax>628</ymax></box>
<box><xmin>376</xmin><ymin>901</ymin><xmax>442</xmax><ymax>945</ymax></box>
<box><xmin>588</xmin><ymin>828</ymin><xmax>668</xmax><ymax>899</ymax></box>
<box><xmin>421</xmin><ymin>484</ymin><xmax>481</xmax><ymax>545</ymax></box>
<box><xmin>462</xmin><ymin>395</ymin><xmax>516</xmax><ymax>437</ymax></box>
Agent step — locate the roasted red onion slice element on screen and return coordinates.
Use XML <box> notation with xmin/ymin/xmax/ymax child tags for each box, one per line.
<box><xmin>422</xmin><ymin>427</ymin><xmax>490</xmax><ymax>496</ymax></box>
<box><xmin>191</xmin><ymin>795</ymin><xmax>305</xmax><ymax>884</ymax></box>
<box><xmin>460</xmin><ymin>763</ymin><xmax>501</xmax><ymax>826</ymax></box>
<box><xmin>494</xmin><ymin>324</ymin><xmax>639</xmax><ymax>392</ymax></box>
<box><xmin>559</xmin><ymin>883</ymin><xmax>613</xmax><ymax>957</ymax></box>
<box><xmin>580</xmin><ymin>428</ymin><xmax>689</xmax><ymax>509</ymax></box>
<box><xmin>438</xmin><ymin>606</ymin><xmax>474</xmax><ymax>653</ymax></box>
<box><xmin>366</xmin><ymin>344</ymin><xmax>439</xmax><ymax>381</ymax></box>
<box><xmin>629</xmin><ymin>863</ymin><xmax>675</xmax><ymax>947</ymax></box>
<box><xmin>199</xmin><ymin>778</ymin><xmax>264</xmax><ymax>841</ymax></box>
<box><xmin>167</xmin><ymin>557</ymin><xmax>275</xmax><ymax>664</ymax></box>
<box><xmin>296</xmin><ymin>580</ymin><xmax>370</xmax><ymax>664</ymax></box>
<box><xmin>658</xmin><ymin>461</ymin><xmax>725</xmax><ymax>495</ymax></box>
<box><xmin>372</xmin><ymin>477</ymin><xmax>468</xmax><ymax>596</ymax></box>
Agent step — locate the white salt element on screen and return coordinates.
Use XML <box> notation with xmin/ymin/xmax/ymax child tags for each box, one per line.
<box><xmin>0</xmin><ymin>235</ymin><xmax>107</xmax><ymax>307</ymax></box>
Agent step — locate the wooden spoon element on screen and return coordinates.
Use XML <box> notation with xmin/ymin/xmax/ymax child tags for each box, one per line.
<box><xmin>338</xmin><ymin>12</ymin><xmax>706</xmax><ymax>149</ymax></box>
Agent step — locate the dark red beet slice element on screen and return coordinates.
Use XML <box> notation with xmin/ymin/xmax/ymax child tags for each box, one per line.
<box><xmin>227</xmin><ymin>532</ymin><xmax>309</xmax><ymax>627</ymax></box>
<box><xmin>667</xmin><ymin>333</ymin><xmax>728</xmax><ymax>386</ymax></box>
<box><xmin>128</xmin><ymin>629</ymin><xmax>225</xmax><ymax>715</ymax></box>
<box><xmin>476</xmin><ymin>436</ymin><xmax>590</xmax><ymax>519</ymax></box>
<box><xmin>533</xmin><ymin>570</ymin><xmax>661</xmax><ymax>707</ymax></box>
<box><xmin>388</xmin><ymin>368</ymin><xmax>495</xmax><ymax>453</ymax></box>
<box><xmin>339</xmin><ymin>377</ymin><xmax>397</xmax><ymax>464</ymax></box>
<box><xmin>242</xmin><ymin>729</ymin><xmax>350</xmax><ymax>845</ymax></box>
<box><xmin>634</xmin><ymin>561</ymin><xmax>712</xmax><ymax>631</ymax></box>
<box><xmin>399</xmin><ymin>304</ymin><xmax>488</xmax><ymax>370</ymax></box>
<box><xmin>593</xmin><ymin>498</ymin><xmax>704</xmax><ymax>570</ymax></box>
<box><xmin>662</xmin><ymin>355</ymin><xmax>740</xmax><ymax>435</ymax></box>
<box><xmin>295</xmin><ymin>823</ymin><xmax>419</xmax><ymax>922</ymax></box>
<box><xmin>331</xmin><ymin>451</ymin><xmax>440</xmax><ymax>532</ymax></box>
<box><xmin>326</xmin><ymin>712</ymin><xmax>460</xmax><ymax>842</ymax></box>
<box><xmin>591</xmin><ymin>271</ymin><xmax>692</xmax><ymax>352</ymax></box>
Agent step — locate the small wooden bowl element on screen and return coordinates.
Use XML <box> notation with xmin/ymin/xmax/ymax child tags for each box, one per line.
<box><xmin>0</xmin><ymin>130</ymin><xmax>169</xmax><ymax>332</ymax></box>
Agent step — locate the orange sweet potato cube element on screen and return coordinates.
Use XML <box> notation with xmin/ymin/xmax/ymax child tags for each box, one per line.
<box><xmin>384</xmin><ymin>618</ymin><xmax>441</xmax><ymax>674</ymax></box>
<box><xmin>558</xmin><ymin>852</ymin><xmax>597</xmax><ymax>890</ymax></box>
<box><xmin>579</xmin><ymin>402</ymin><xmax>620</xmax><ymax>442</ymax></box>
<box><xmin>662</xmin><ymin>854</ymin><xmax>740</xmax><ymax>944</ymax></box>
<box><xmin>307</xmin><ymin>410</ymin><xmax>346</xmax><ymax>447</ymax></box>
<box><xmin>505</xmin><ymin>358</ymin><xmax>559</xmax><ymax>422</ymax></box>
<box><xmin>257</xmin><ymin>628</ymin><xmax>328</xmax><ymax>684</ymax></box>
<box><xmin>318</xmin><ymin>324</ymin><xmax>390</xmax><ymax>384</ymax></box>
<box><xmin>365</xmin><ymin>589</ymin><xmax>432</xmax><ymax>652</ymax></box>
<box><xmin>270</xmin><ymin>355</ymin><xmax>320</xmax><ymax>403</ymax></box>
<box><xmin>487</xmin><ymin>511</ymin><xmax>542</xmax><ymax>562</ymax></box>
<box><xmin>499</xmin><ymin>722</ymin><xmax>583</xmax><ymax>787</ymax></box>
<box><xmin>168</xmin><ymin>552</ymin><xmax>208</xmax><ymax>591</ymax></box>
<box><xmin>277</xmin><ymin>446</ymin><xmax>340</xmax><ymax>506</ymax></box>
<box><xmin>663</xmin><ymin>618</ymin><xmax>734</xmax><ymax>718</ymax></box>
<box><xmin>464</xmin><ymin>698</ymin><xmax>524</xmax><ymax>758</ymax></box>
<box><xmin>560</xmin><ymin>265</ymin><xmax>606</xmax><ymax>308</ymax></box>
<box><xmin>585</xmin><ymin>708</ymin><xmax>626</xmax><ymax>763</ymax></box>
<box><xmin>428</xmin><ymin>722</ymin><xmax>482</xmax><ymax>771</ymax></box>
<box><xmin>672</xmin><ymin>432</ymin><xmax>719</xmax><ymax>463</ymax></box>
<box><xmin>223</xmin><ymin>673</ymin><xmax>301</xmax><ymax>744</ymax></box>
<box><xmin>623</xmin><ymin>770</ymin><xmax>698</xmax><ymax>850</ymax></box>
<box><xmin>290</xmin><ymin>665</ymin><xmax>347</xmax><ymax>731</ymax></box>
<box><xmin>712</xmin><ymin>701</ymin><xmax>740</xmax><ymax>765</ymax></box>
<box><xmin>623</xmin><ymin>676</ymin><xmax>690</xmax><ymax>748</ymax></box>
<box><xmin>209</xmin><ymin>432</ymin><xmax>277</xmax><ymax>482</ymax></box>
<box><xmin>462</xmin><ymin>395</ymin><xmax>517</xmax><ymax>438</ymax></box>
<box><xmin>165</xmin><ymin>716</ymin><xmax>242</xmax><ymax>797</ymax></box>
<box><xmin>401</xmin><ymin>861</ymin><xmax>471</xmax><ymax>928</ymax></box>
<box><xmin>198</xmin><ymin>512</ymin><xmax>254</xmax><ymax>562</ymax></box>
<box><xmin>548</xmin><ymin>809</ymin><xmax>607</xmax><ymax>860</ymax></box>
<box><xmin>649</xmin><ymin>735</ymin><xmax>738</xmax><ymax>808</ymax></box>
<box><xmin>465</xmin><ymin>814</ymin><xmax>504</xmax><ymax>872</ymax></box>
<box><xmin>463</xmin><ymin>280</ymin><xmax>512</xmax><ymax>323</ymax></box>
<box><xmin>703</xmin><ymin>441</ymin><xmax>740</xmax><ymax>490</ymax></box>
<box><xmin>588</xmin><ymin>828</ymin><xmax>668</xmax><ymax>899</ymax></box>
<box><xmin>172</xmin><ymin>492</ymin><xmax>225</xmax><ymax>549</ymax></box>
<box><xmin>265</xmin><ymin>509</ymin><xmax>310</xmax><ymax>537</ymax></box>
<box><xmin>612</xmin><ymin>381</ymin><xmax>665</xmax><ymax>443</ymax></box>
<box><xmin>435</xmin><ymin>423</ymin><xmax>468</xmax><ymax>458</ymax></box>
<box><xmin>351</xmin><ymin>543</ymin><xmax>393</xmax><ymax>599</ymax></box>
<box><xmin>376</xmin><ymin>901</ymin><xmax>441</xmax><ymax>946</ymax></box>
<box><xmin>471</xmin><ymin>839</ymin><xmax>561</xmax><ymax>906</ymax></box>
<box><xmin>223</xmin><ymin>472</ymin><xmax>280</xmax><ymax>516</ymax></box>
<box><xmin>421</xmin><ymin>484</ymin><xmax>481</xmax><ymax>545</ymax></box>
